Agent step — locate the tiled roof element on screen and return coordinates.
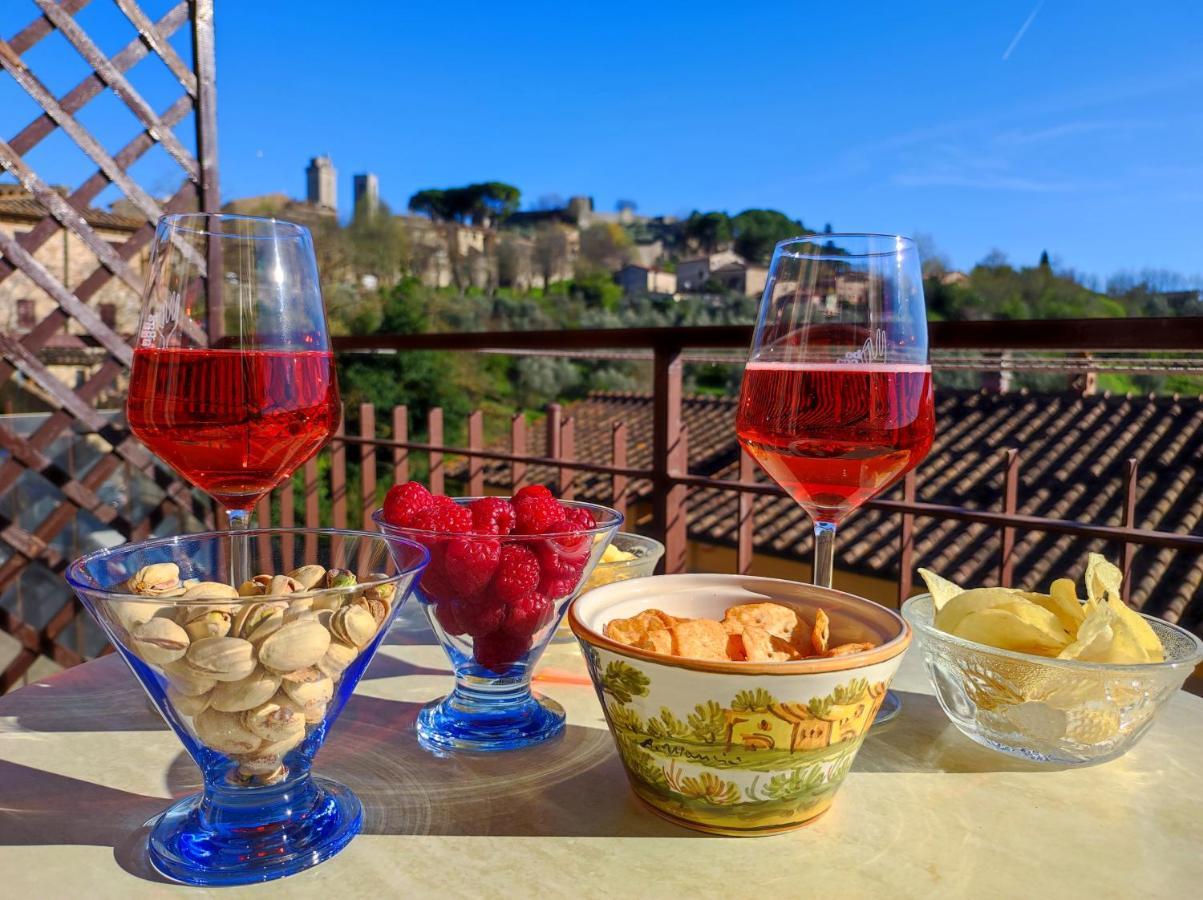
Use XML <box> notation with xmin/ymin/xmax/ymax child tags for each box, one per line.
<box><xmin>0</xmin><ymin>189</ymin><xmax>142</xmax><ymax>232</ymax></box>
<box><xmin>459</xmin><ymin>389</ymin><xmax>1203</xmax><ymax>634</ymax></box>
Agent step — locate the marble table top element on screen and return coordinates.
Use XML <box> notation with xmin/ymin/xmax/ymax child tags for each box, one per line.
<box><xmin>0</xmin><ymin>621</ymin><xmax>1200</xmax><ymax>898</ymax></box>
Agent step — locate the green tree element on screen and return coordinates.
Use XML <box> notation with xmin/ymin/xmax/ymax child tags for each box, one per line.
<box><xmin>683</xmin><ymin>211</ymin><xmax>731</xmax><ymax>254</ymax></box>
<box><xmin>730</xmin><ymin>208</ymin><xmax>803</xmax><ymax>264</ymax></box>
<box><xmin>579</xmin><ymin>222</ymin><xmax>634</xmax><ymax>271</ymax></box>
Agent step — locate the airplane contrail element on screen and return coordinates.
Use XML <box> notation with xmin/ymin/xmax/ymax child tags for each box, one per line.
<box><xmin>1002</xmin><ymin>0</ymin><xmax>1045</xmax><ymax>61</ymax></box>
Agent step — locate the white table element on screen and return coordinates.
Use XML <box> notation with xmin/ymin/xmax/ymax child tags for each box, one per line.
<box><xmin>0</xmin><ymin>625</ymin><xmax>1199</xmax><ymax>898</ymax></box>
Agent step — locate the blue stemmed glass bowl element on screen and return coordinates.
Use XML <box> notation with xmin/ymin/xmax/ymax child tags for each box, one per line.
<box><xmin>374</xmin><ymin>499</ymin><xmax>621</xmax><ymax>752</ymax></box>
<box><xmin>65</xmin><ymin>528</ymin><xmax>428</xmax><ymax>886</ymax></box>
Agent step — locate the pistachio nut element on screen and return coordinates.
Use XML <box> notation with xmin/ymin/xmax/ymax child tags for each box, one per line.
<box><xmin>280</xmin><ymin>665</ymin><xmax>323</xmax><ymax>684</ymax></box>
<box><xmin>285</xmin><ymin>596</ymin><xmax>315</xmax><ymax>616</ymax></box>
<box><xmin>182</xmin><ymin>577</ymin><xmax>199</xmax><ymax>588</ymax></box>
<box><xmin>125</xmin><ymin>562</ymin><xmax>182</xmax><ymax>596</ymax></box>
<box><xmin>252</xmin><ymin>574</ymin><xmax>274</xmax><ymax>592</ymax></box>
<box><xmin>330</xmin><ymin>605</ymin><xmax>376</xmax><ymax>648</ymax></box>
<box><xmin>318</xmin><ymin>641</ymin><xmax>357</xmax><ymax>679</ymax></box>
<box><xmin>232</xmin><ymin>600</ymin><xmax>285</xmax><ymax>639</ymax></box>
<box><xmin>242</xmin><ymin>693</ymin><xmax>306</xmax><ymax>742</ymax></box>
<box><xmin>258</xmin><ymin>729</ymin><xmax>306</xmax><ymax>757</ymax></box>
<box><xmin>353</xmin><ymin>595</ymin><xmax>388</xmax><ymax>627</ymax></box>
<box><xmin>112</xmin><ymin>599</ymin><xmax>170</xmax><ymax>633</ymax></box>
<box><xmin>163</xmin><ymin>659</ymin><xmax>216</xmax><ymax>697</ymax></box>
<box><xmin>237</xmin><ymin>579</ymin><xmax>264</xmax><ymax>597</ymax></box>
<box><xmin>283</xmin><ymin>674</ymin><xmax>333</xmax><ymax>721</ymax></box>
<box><xmin>235</xmin><ymin>754</ymin><xmax>285</xmax><ymax>779</ymax></box>
<box><xmin>360</xmin><ymin>575</ymin><xmax>396</xmax><ymax>605</ymax></box>
<box><xmin>180</xmin><ymin>581</ymin><xmax>240</xmax><ymax>600</ymax></box>
<box><xmin>186</xmin><ymin>636</ymin><xmax>257</xmax><ymax>682</ymax></box>
<box><xmin>266</xmin><ymin>575</ymin><xmax>304</xmax><ymax>596</ymax></box>
<box><xmin>324</xmin><ymin>568</ymin><xmax>357</xmax><ymax>590</ymax></box>
<box><xmin>168</xmin><ymin>685</ymin><xmax>212</xmax><ymax>717</ymax></box>
<box><xmin>183</xmin><ymin>610</ymin><xmax>233</xmax><ymax>642</ymax></box>
<box><xmin>258</xmin><ymin>620</ymin><xmax>331</xmax><ymax>673</ymax></box>
<box><xmin>194</xmin><ymin>707</ymin><xmax>263</xmax><ymax>755</ymax></box>
<box><xmin>245</xmin><ymin>607</ymin><xmax>286</xmax><ymax>644</ymax></box>
<box><xmin>131</xmin><ymin>618</ymin><xmax>190</xmax><ymax>666</ymax></box>
<box><xmin>287</xmin><ymin>565</ymin><xmax>327</xmax><ymax>590</ymax></box>
<box><xmin>210</xmin><ymin>667</ymin><xmax>282</xmax><ymax>713</ymax></box>
<box><xmin>311</xmin><ymin>592</ymin><xmax>344</xmax><ymax>612</ymax></box>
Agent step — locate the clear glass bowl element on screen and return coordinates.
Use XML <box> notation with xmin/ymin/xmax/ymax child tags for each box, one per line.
<box><xmin>580</xmin><ymin>532</ymin><xmax>666</xmax><ymax>592</ymax></box>
<box><xmin>65</xmin><ymin>528</ymin><xmax>429</xmax><ymax>885</ymax></box>
<box><xmin>374</xmin><ymin>499</ymin><xmax>622</xmax><ymax>752</ymax></box>
<box><xmin>902</xmin><ymin>593</ymin><xmax>1203</xmax><ymax>766</ymax></box>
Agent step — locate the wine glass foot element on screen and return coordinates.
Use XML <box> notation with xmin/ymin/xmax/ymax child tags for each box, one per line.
<box><xmin>416</xmin><ymin>692</ymin><xmax>566</xmax><ymax>753</ymax></box>
<box><xmin>874</xmin><ymin>689</ymin><xmax>902</xmax><ymax>724</ymax></box>
<box><xmin>146</xmin><ymin>776</ymin><xmax>362</xmax><ymax>886</ymax></box>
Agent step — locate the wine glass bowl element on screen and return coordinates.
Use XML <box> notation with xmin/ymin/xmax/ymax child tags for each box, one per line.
<box><xmin>126</xmin><ymin>214</ymin><xmax>339</xmax><ymax>526</ymax></box>
<box><xmin>374</xmin><ymin>500</ymin><xmax>622</xmax><ymax>752</ymax></box>
<box><xmin>65</xmin><ymin>528</ymin><xmax>429</xmax><ymax>886</ymax></box>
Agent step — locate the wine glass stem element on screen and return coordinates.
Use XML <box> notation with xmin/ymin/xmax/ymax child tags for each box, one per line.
<box><xmin>813</xmin><ymin>520</ymin><xmax>836</xmax><ymax>589</ymax></box>
<box><xmin>226</xmin><ymin>506</ymin><xmax>252</xmax><ymax>588</ymax></box>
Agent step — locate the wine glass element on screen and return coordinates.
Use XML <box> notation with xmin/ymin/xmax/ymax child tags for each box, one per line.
<box><xmin>127</xmin><ymin>214</ymin><xmax>339</xmax><ymax>579</ymax></box>
<box><xmin>736</xmin><ymin>233</ymin><xmax>934</xmax><ymax>722</ymax></box>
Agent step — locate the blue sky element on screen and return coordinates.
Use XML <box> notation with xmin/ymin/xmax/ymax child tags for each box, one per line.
<box><xmin>4</xmin><ymin>0</ymin><xmax>1203</xmax><ymax>281</ymax></box>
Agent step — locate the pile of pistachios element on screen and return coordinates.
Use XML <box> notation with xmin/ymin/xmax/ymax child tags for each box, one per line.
<box><xmin>112</xmin><ymin>561</ymin><xmax>395</xmax><ymax>786</ymax></box>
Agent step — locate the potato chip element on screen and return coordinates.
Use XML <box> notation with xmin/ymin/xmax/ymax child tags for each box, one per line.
<box><xmin>740</xmin><ymin>626</ymin><xmax>794</xmax><ymax>662</ymax></box>
<box><xmin>1084</xmin><ymin>553</ymin><xmax>1122</xmax><ymax>612</ymax></box>
<box><xmin>996</xmin><ymin>599</ymin><xmax>1072</xmax><ymax>646</ymax></box>
<box><xmin>953</xmin><ymin>608</ymin><xmax>1067</xmax><ymax>656</ymax></box>
<box><xmin>636</xmin><ymin>629</ymin><xmax>673</xmax><ymax>656</ymax></box>
<box><xmin>825</xmin><ymin>642</ymin><xmax>876</xmax><ymax>657</ymax></box>
<box><xmin>1058</xmin><ymin>604</ymin><xmax>1142</xmax><ymax>663</ymax></box>
<box><xmin>811</xmin><ymin>609</ymin><xmax>830</xmax><ymax>656</ymax></box>
<box><xmin>725</xmin><ymin>633</ymin><xmax>747</xmax><ymax>661</ymax></box>
<box><xmin>603</xmin><ymin>609</ymin><xmax>676</xmax><ymax>646</ymax></box>
<box><xmin>1105</xmin><ymin>597</ymin><xmax>1164</xmax><ymax>662</ymax></box>
<box><xmin>1045</xmin><ymin>579</ymin><xmax>1087</xmax><ymax>632</ymax></box>
<box><xmin>918</xmin><ymin>567</ymin><xmax>964</xmax><ymax>611</ymax></box>
<box><xmin>934</xmin><ymin>587</ymin><xmax>1022</xmax><ymax>634</ymax></box>
<box><xmin>669</xmin><ymin>619</ymin><xmax>730</xmax><ymax>661</ymax></box>
<box><xmin>722</xmin><ymin>602</ymin><xmax>799</xmax><ymax>641</ymax></box>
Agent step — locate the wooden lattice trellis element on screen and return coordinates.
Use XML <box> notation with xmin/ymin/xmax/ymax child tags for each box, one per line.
<box><xmin>0</xmin><ymin>0</ymin><xmax>219</xmax><ymax>689</ymax></box>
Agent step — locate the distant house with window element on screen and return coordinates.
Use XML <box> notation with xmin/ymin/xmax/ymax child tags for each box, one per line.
<box><xmin>677</xmin><ymin>250</ymin><xmax>767</xmax><ymax>296</ymax></box>
<box><xmin>616</xmin><ymin>264</ymin><xmax>677</xmax><ymax>296</ymax></box>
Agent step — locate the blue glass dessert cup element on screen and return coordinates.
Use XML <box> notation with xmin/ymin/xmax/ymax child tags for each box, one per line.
<box><xmin>65</xmin><ymin>528</ymin><xmax>428</xmax><ymax>886</ymax></box>
<box><xmin>374</xmin><ymin>497</ymin><xmax>621</xmax><ymax>752</ymax></box>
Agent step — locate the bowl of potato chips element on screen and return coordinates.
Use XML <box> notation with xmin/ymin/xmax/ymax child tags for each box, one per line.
<box><xmin>902</xmin><ymin>554</ymin><xmax>1203</xmax><ymax>766</ymax></box>
<box><xmin>569</xmin><ymin>574</ymin><xmax>910</xmax><ymax>835</ymax></box>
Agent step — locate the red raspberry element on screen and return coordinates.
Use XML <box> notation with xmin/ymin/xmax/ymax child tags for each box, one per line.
<box><xmin>418</xmin><ymin>558</ymin><xmax>457</xmax><ymax>604</ymax></box>
<box><xmin>408</xmin><ymin>499</ymin><xmax>472</xmax><ymax>533</ymax></box>
<box><xmin>503</xmin><ymin>592</ymin><xmax>553</xmax><ymax>639</ymax></box>
<box><xmin>383</xmin><ymin>481</ymin><xmax>432</xmax><ymax>526</ymax></box>
<box><xmin>433</xmin><ymin>597</ymin><xmax>466</xmax><ymax>635</ymax></box>
<box><xmin>456</xmin><ymin>597</ymin><xmax>506</xmax><ymax>637</ymax></box>
<box><xmin>443</xmin><ymin>537</ymin><xmax>500</xmax><ymax>598</ymax></box>
<box><xmin>560</xmin><ymin>505</ymin><xmax>597</xmax><ymax>532</ymax></box>
<box><xmin>535</xmin><ymin>527</ymin><xmax>591</xmax><ymax>599</ymax></box>
<box><xmin>470</xmin><ymin>497</ymin><xmax>516</xmax><ymax>535</ymax></box>
<box><xmin>512</xmin><ymin>484</ymin><xmax>553</xmax><ymax>504</ymax></box>
<box><xmin>474</xmin><ymin>630</ymin><xmax>531</xmax><ymax>672</ymax></box>
<box><xmin>514</xmin><ymin>495</ymin><xmax>564</xmax><ymax>535</ymax></box>
<box><xmin>491</xmin><ymin>545</ymin><xmax>541</xmax><ymax>605</ymax></box>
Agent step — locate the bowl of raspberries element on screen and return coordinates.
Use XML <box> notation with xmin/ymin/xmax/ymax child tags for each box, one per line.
<box><xmin>374</xmin><ymin>482</ymin><xmax>621</xmax><ymax>752</ymax></box>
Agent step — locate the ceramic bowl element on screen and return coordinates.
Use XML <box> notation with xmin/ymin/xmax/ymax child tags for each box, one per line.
<box><xmin>570</xmin><ymin>574</ymin><xmax>910</xmax><ymax>835</ymax></box>
<box><xmin>903</xmin><ymin>593</ymin><xmax>1203</xmax><ymax>765</ymax></box>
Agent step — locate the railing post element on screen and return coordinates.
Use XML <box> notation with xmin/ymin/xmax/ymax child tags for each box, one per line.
<box><xmin>511</xmin><ymin>412</ymin><xmax>527</xmax><ymax>490</ymax></box>
<box><xmin>392</xmin><ymin>404</ymin><xmax>408</xmax><ymax>484</ymax></box>
<box><xmin>652</xmin><ymin>343</ymin><xmax>686</xmax><ymax>573</ymax></box>
<box><xmin>896</xmin><ymin>470</ymin><xmax>917</xmax><ymax>607</ymax></box>
<box><xmin>1122</xmin><ymin>458</ymin><xmax>1138</xmax><ymax>603</ymax></box>
<box><xmin>560</xmin><ymin>416</ymin><xmax>575</xmax><ymax>501</ymax></box>
<box><xmin>999</xmin><ymin>448</ymin><xmax>1019</xmax><ymax>587</ymax></box>
<box><xmin>279</xmin><ymin>477</ymin><xmax>295</xmax><ymax>573</ymax></box>
<box><xmin>467</xmin><ymin>409</ymin><xmax>484</xmax><ymax>496</ymax></box>
<box><xmin>303</xmin><ymin>456</ymin><xmax>319</xmax><ymax>562</ymax></box>
<box><xmin>611</xmin><ymin>421</ymin><xmax>628</xmax><ymax>523</ymax></box>
<box><xmin>331</xmin><ymin>407</ymin><xmax>347</xmax><ymax>531</ymax></box>
<box><xmin>359</xmin><ymin>403</ymin><xmax>376</xmax><ymax>572</ymax></box>
<box><xmin>737</xmin><ymin>448</ymin><xmax>755</xmax><ymax>575</ymax></box>
<box><xmin>546</xmin><ymin>403</ymin><xmax>562</xmax><ymax>493</ymax></box>
<box><xmin>428</xmin><ymin>407</ymin><xmax>444</xmax><ymax>494</ymax></box>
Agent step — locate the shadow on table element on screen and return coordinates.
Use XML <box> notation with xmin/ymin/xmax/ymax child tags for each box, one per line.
<box><xmin>857</xmin><ymin>690</ymin><xmax>1068</xmax><ymax>774</ymax></box>
<box><xmin>0</xmin><ymin>659</ymin><xmax>166</xmax><ymax>733</ymax></box>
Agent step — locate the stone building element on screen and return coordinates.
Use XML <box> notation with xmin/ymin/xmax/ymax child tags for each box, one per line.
<box><xmin>353</xmin><ymin>173</ymin><xmax>379</xmax><ymax>217</ymax></box>
<box><xmin>616</xmin><ymin>264</ymin><xmax>677</xmax><ymax>296</ymax></box>
<box><xmin>0</xmin><ymin>185</ymin><xmax>146</xmax><ymax>409</ymax></box>
<box><xmin>306</xmin><ymin>156</ymin><xmax>337</xmax><ymax>210</ymax></box>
